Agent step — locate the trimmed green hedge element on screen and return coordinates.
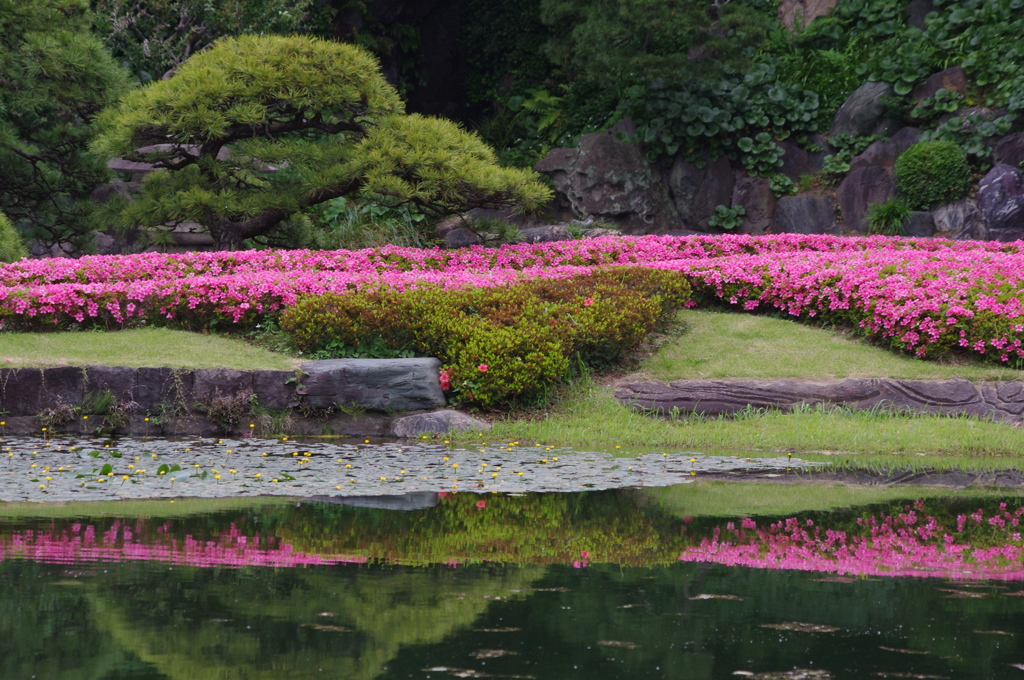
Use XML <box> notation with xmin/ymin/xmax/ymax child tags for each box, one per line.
<box><xmin>894</xmin><ymin>141</ymin><xmax>972</xmax><ymax>210</ymax></box>
<box><xmin>281</xmin><ymin>268</ymin><xmax>691</xmax><ymax>408</ymax></box>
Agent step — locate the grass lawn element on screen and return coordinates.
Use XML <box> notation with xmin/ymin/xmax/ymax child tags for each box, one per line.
<box><xmin>463</xmin><ymin>310</ymin><xmax>1024</xmax><ymax>463</ymax></box>
<box><xmin>0</xmin><ymin>328</ymin><xmax>300</xmax><ymax>371</ymax></box>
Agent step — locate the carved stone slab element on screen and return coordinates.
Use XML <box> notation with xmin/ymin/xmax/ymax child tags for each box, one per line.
<box><xmin>300</xmin><ymin>358</ymin><xmax>446</xmax><ymax>413</ymax></box>
<box><xmin>615</xmin><ymin>378</ymin><xmax>1024</xmax><ymax>423</ymax></box>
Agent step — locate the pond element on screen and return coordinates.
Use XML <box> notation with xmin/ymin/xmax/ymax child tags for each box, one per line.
<box><xmin>4</xmin><ymin>474</ymin><xmax>1024</xmax><ymax>679</ymax></box>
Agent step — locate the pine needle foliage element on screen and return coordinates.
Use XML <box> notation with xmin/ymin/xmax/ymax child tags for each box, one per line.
<box><xmin>93</xmin><ymin>35</ymin><xmax>551</xmax><ymax>249</ymax></box>
<box><xmin>0</xmin><ymin>0</ymin><xmax>132</xmax><ymax>249</ymax></box>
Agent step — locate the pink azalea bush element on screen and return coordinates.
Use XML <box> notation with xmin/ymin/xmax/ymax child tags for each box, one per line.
<box><xmin>2</xmin><ymin>233</ymin><xmax>1024</xmax><ymax>364</ymax></box>
<box><xmin>680</xmin><ymin>501</ymin><xmax>1024</xmax><ymax>581</ymax></box>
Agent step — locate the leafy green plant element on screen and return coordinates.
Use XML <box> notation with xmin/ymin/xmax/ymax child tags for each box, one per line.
<box><xmin>620</xmin><ymin>61</ymin><xmax>821</xmax><ymax>170</ymax></box>
<box><xmin>771</xmin><ymin>173</ymin><xmax>799</xmax><ymax>197</ymax></box>
<box><xmin>195</xmin><ymin>389</ymin><xmax>258</xmax><ymax>434</ymax></box>
<box><xmin>309</xmin><ymin>336</ymin><xmax>415</xmax><ymax>361</ymax></box>
<box><xmin>920</xmin><ymin>111</ymin><xmax>1015</xmax><ymax>168</ymax></box>
<box><xmin>707</xmin><ymin>205</ymin><xmax>747</xmax><ymax>231</ymax></box>
<box><xmin>866</xmin><ymin>198</ymin><xmax>910</xmax><ymax>236</ymax></box>
<box><xmin>0</xmin><ymin>213</ymin><xmax>26</xmax><ymax>263</ymax></box>
<box><xmin>894</xmin><ymin>141</ymin><xmax>973</xmax><ymax>210</ymax></box>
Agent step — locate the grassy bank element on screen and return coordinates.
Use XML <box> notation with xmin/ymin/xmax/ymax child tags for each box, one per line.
<box><xmin>0</xmin><ymin>328</ymin><xmax>300</xmax><ymax>370</ymax></box>
<box><xmin>459</xmin><ymin>310</ymin><xmax>1024</xmax><ymax>462</ymax></box>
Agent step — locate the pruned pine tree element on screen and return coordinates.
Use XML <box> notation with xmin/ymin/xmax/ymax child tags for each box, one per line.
<box><xmin>93</xmin><ymin>35</ymin><xmax>552</xmax><ymax>250</ymax></box>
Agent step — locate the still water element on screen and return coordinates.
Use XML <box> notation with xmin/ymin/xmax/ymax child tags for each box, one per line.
<box><xmin>3</xmin><ymin>487</ymin><xmax>1024</xmax><ymax>679</ymax></box>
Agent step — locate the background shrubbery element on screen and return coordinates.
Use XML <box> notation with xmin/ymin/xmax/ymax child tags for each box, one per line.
<box><xmin>894</xmin><ymin>141</ymin><xmax>973</xmax><ymax>210</ymax></box>
<box><xmin>280</xmin><ymin>268</ymin><xmax>692</xmax><ymax>407</ymax></box>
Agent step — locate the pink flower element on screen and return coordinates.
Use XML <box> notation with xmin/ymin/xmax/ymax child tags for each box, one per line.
<box><xmin>475</xmin><ymin>500</ymin><xmax>486</xmax><ymax>509</ymax></box>
<box><xmin>477</xmin><ymin>364</ymin><xmax>488</xmax><ymax>373</ymax></box>
<box><xmin>583</xmin><ymin>297</ymin><xmax>593</xmax><ymax>307</ymax></box>
<box><xmin>438</xmin><ymin>368</ymin><xmax>451</xmax><ymax>391</ymax></box>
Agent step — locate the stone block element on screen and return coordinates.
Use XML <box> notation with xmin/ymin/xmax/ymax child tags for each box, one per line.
<box><xmin>253</xmin><ymin>370</ymin><xmax>297</xmax><ymax>410</ymax></box>
<box><xmin>41</xmin><ymin>367</ymin><xmax>85</xmax><ymax>409</ymax></box>
<box><xmin>192</xmin><ymin>369</ymin><xmax>254</xmax><ymax>402</ymax></box>
<box><xmin>84</xmin><ymin>366</ymin><xmax>137</xmax><ymax>403</ymax></box>
<box><xmin>134</xmin><ymin>367</ymin><xmax>193</xmax><ymax>413</ymax></box>
<box><xmin>912</xmin><ymin>66</ymin><xmax>969</xmax><ymax>103</ymax></box>
<box><xmin>390</xmin><ymin>410</ymin><xmax>492</xmax><ymax>437</ymax></box>
<box><xmin>903</xmin><ymin>211</ymin><xmax>936</xmax><ymax>238</ymax></box>
<box><xmin>977</xmin><ymin>164</ymin><xmax>1024</xmax><ymax>241</ymax></box>
<box><xmin>300</xmin><ymin>358</ymin><xmax>446</xmax><ymax>412</ymax></box>
<box><xmin>667</xmin><ymin>154</ymin><xmax>735</xmax><ymax>230</ymax></box>
<box><xmin>518</xmin><ymin>225</ymin><xmax>572</xmax><ymax>243</ymax></box>
<box><xmin>0</xmin><ymin>368</ymin><xmax>42</xmax><ymax>415</ymax></box>
<box><xmin>994</xmin><ymin>132</ymin><xmax>1024</xmax><ymax>170</ymax></box>
<box><xmin>731</xmin><ymin>174</ymin><xmax>776</xmax><ymax>235</ymax></box>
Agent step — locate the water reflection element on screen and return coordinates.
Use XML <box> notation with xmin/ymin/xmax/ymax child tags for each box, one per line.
<box><xmin>3</xmin><ymin>488</ymin><xmax>1024</xmax><ymax>679</ymax></box>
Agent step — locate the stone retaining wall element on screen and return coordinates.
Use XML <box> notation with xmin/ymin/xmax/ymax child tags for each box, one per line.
<box><xmin>0</xmin><ymin>358</ymin><xmax>488</xmax><ymax>438</ymax></box>
<box><xmin>615</xmin><ymin>378</ymin><xmax>1024</xmax><ymax>423</ymax></box>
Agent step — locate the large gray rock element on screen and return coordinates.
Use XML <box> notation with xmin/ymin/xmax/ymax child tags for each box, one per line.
<box><xmin>836</xmin><ymin>166</ymin><xmax>896</xmax><ymax>232</ymax></box>
<box><xmin>912</xmin><ymin>66</ymin><xmax>969</xmax><ymax>103</ymax></box>
<box><xmin>773</xmin><ymin>196</ymin><xmax>838</xmax><ymax>234</ymax></box>
<box><xmin>390</xmin><ymin>409</ymin><xmax>491</xmax><ymax>437</ymax></box>
<box><xmin>667</xmin><ymin>154</ymin><xmax>735</xmax><ymax>230</ymax></box>
<box><xmin>84</xmin><ymin>366</ymin><xmax>136</xmax><ymax>403</ymax></box>
<box><xmin>934</xmin><ymin>199</ymin><xmax>988</xmax><ymax>240</ymax></box>
<box><xmin>0</xmin><ymin>368</ymin><xmax>43</xmax><ymax>415</ymax></box>
<box><xmin>300</xmin><ymin>358</ymin><xmax>446</xmax><ymax>412</ymax></box>
<box><xmin>977</xmin><ymin>164</ymin><xmax>1024</xmax><ymax>241</ymax></box>
<box><xmin>889</xmin><ymin>126</ymin><xmax>922</xmax><ymax>154</ymax></box>
<box><xmin>777</xmin><ymin>139</ymin><xmax>814</xmax><ymax>181</ymax></box>
<box><xmin>994</xmin><ymin>132</ymin><xmax>1024</xmax><ymax>169</ymax></box>
<box><xmin>829</xmin><ymin>82</ymin><xmax>894</xmax><ymax>138</ymax></box>
<box><xmin>778</xmin><ymin>0</ymin><xmax>838</xmax><ymax>30</ymax></box>
<box><xmin>518</xmin><ymin>225</ymin><xmax>572</xmax><ymax>243</ymax></box>
<box><xmin>805</xmin><ymin>134</ymin><xmax>833</xmax><ymax>172</ymax></box>
<box><xmin>535</xmin><ymin>130</ymin><xmax>679</xmax><ymax>234</ymax></box>
<box><xmin>848</xmin><ymin>140</ymin><xmax>899</xmax><ymax>173</ymax></box>
<box><xmin>731</xmin><ymin>174</ymin><xmax>776</xmax><ymax>235</ymax></box>
<box><xmin>904</xmin><ymin>211</ymin><xmax>936</xmax><ymax>238</ymax></box>
<box><xmin>444</xmin><ymin>227</ymin><xmax>481</xmax><ymax>248</ymax></box>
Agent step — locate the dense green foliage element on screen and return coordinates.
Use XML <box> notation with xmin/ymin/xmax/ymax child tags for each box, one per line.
<box><xmin>865</xmin><ymin>198</ymin><xmax>910</xmax><ymax>236</ymax></box>
<box><xmin>0</xmin><ymin>212</ymin><xmax>26</xmax><ymax>262</ymax></box>
<box><xmin>281</xmin><ymin>268</ymin><xmax>691</xmax><ymax>407</ymax></box>
<box><xmin>93</xmin><ymin>35</ymin><xmax>550</xmax><ymax>249</ymax></box>
<box><xmin>94</xmin><ymin>0</ymin><xmax>314</xmax><ymax>82</ymax></box>
<box><xmin>0</xmin><ymin>0</ymin><xmax>131</xmax><ymax>249</ymax></box>
<box><xmin>894</xmin><ymin>140</ymin><xmax>972</xmax><ymax>210</ymax></box>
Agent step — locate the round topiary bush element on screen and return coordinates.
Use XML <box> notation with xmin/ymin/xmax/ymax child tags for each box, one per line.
<box><xmin>894</xmin><ymin>140</ymin><xmax>972</xmax><ymax>210</ymax></box>
<box><xmin>0</xmin><ymin>213</ymin><xmax>26</xmax><ymax>263</ymax></box>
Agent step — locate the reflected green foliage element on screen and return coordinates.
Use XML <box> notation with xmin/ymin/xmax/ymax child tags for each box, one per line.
<box><xmin>5</xmin><ymin>493</ymin><xmax>1024</xmax><ymax>679</ymax></box>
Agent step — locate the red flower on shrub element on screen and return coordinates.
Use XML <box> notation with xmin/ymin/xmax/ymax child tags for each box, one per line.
<box><xmin>438</xmin><ymin>368</ymin><xmax>451</xmax><ymax>391</ymax></box>
<box><xmin>583</xmin><ymin>297</ymin><xmax>593</xmax><ymax>307</ymax></box>
<box><xmin>477</xmin><ymin>364</ymin><xmax>488</xmax><ymax>372</ymax></box>
<box><xmin>476</xmin><ymin>500</ymin><xmax>486</xmax><ymax>509</ymax></box>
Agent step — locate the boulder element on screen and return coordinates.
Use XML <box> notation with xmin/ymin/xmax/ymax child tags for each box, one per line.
<box><xmin>444</xmin><ymin>227</ymin><xmax>481</xmax><ymax>248</ymax></box>
<box><xmin>731</xmin><ymin>174</ymin><xmax>776</xmax><ymax>235</ymax></box>
<box><xmin>434</xmin><ymin>215</ymin><xmax>463</xmax><ymax>236</ymax></box>
<box><xmin>836</xmin><ymin>166</ymin><xmax>896</xmax><ymax>232</ymax></box>
<box><xmin>777</xmin><ymin>139</ymin><xmax>815</xmax><ymax>181</ymax></box>
<box><xmin>977</xmin><ymin>164</ymin><xmax>1024</xmax><ymax>241</ymax></box>
<box><xmin>848</xmin><ymin>140</ymin><xmax>899</xmax><ymax>173</ymax></box>
<box><xmin>667</xmin><ymin>154</ymin><xmax>734</xmax><ymax>230</ymax></box>
<box><xmin>535</xmin><ymin>130</ymin><xmax>679</xmax><ymax>234</ymax></box>
<box><xmin>805</xmin><ymin>134</ymin><xmax>834</xmax><ymax>171</ymax></box>
<box><xmin>829</xmin><ymin>82</ymin><xmax>894</xmax><ymax>138</ymax></box>
<box><xmin>0</xmin><ymin>368</ymin><xmax>43</xmax><ymax>415</ymax></box>
<box><xmin>778</xmin><ymin>0</ymin><xmax>839</xmax><ymax>30</ymax></box>
<box><xmin>518</xmin><ymin>225</ymin><xmax>572</xmax><ymax>243</ymax></box>
<box><xmin>889</xmin><ymin>127</ymin><xmax>921</xmax><ymax>154</ymax></box>
<box><xmin>300</xmin><ymin>358</ymin><xmax>446</xmax><ymax>412</ymax></box>
<box><xmin>582</xmin><ymin>227</ymin><xmax>621</xmax><ymax>239</ymax></box>
<box><xmin>994</xmin><ymin>132</ymin><xmax>1024</xmax><ymax>169</ymax></box>
<box><xmin>773</xmin><ymin>196</ymin><xmax>838</xmax><ymax>234</ymax></box>
<box><xmin>252</xmin><ymin>370</ymin><xmax>297</xmax><ymax>410</ymax></box>
<box><xmin>390</xmin><ymin>409</ymin><xmax>492</xmax><ymax>437</ymax></box>
<box><xmin>192</xmin><ymin>369</ymin><xmax>254</xmax><ymax>401</ymax></box>
<box><xmin>905</xmin><ymin>0</ymin><xmax>936</xmax><ymax>29</ymax></box>
<box><xmin>934</xmin><ymin>199</ymin><xmax>988</xmax><ymax>240</ymax></box>
<box><xmin>903</xmin><ymin>211</ymin><xmax>936</xmax><ymax>238</ymax></box>
<box><xmin>89</xmin><ymin>178</ymin><xmax>134</xmax><ymax>204</ymax></box>
<box><xmin>912</xmin><ymin>66</ymin><xmax>969</xmax><ymax>103</ymax></box>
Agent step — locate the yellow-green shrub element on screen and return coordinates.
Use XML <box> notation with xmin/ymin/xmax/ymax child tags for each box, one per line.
<box><xmin>280</xmin><ymin>267</ymin><xmax>691</xmax><ymax>407</ymax></box>
<box><xmin>0</xmin><ymin>213</ymin><xmax>26</xmax><ymax>263</ymax></box>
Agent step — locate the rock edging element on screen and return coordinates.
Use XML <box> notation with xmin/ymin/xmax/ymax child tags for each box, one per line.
<box><xmin>0</xmin><ymin>359</ymin><xmax>490</xmax><ymax>438</ymax></box>
<box><xmin>615</xmin><ymin>378</ymin><xmax>1024</xmax><ymax>423</ymax></box>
